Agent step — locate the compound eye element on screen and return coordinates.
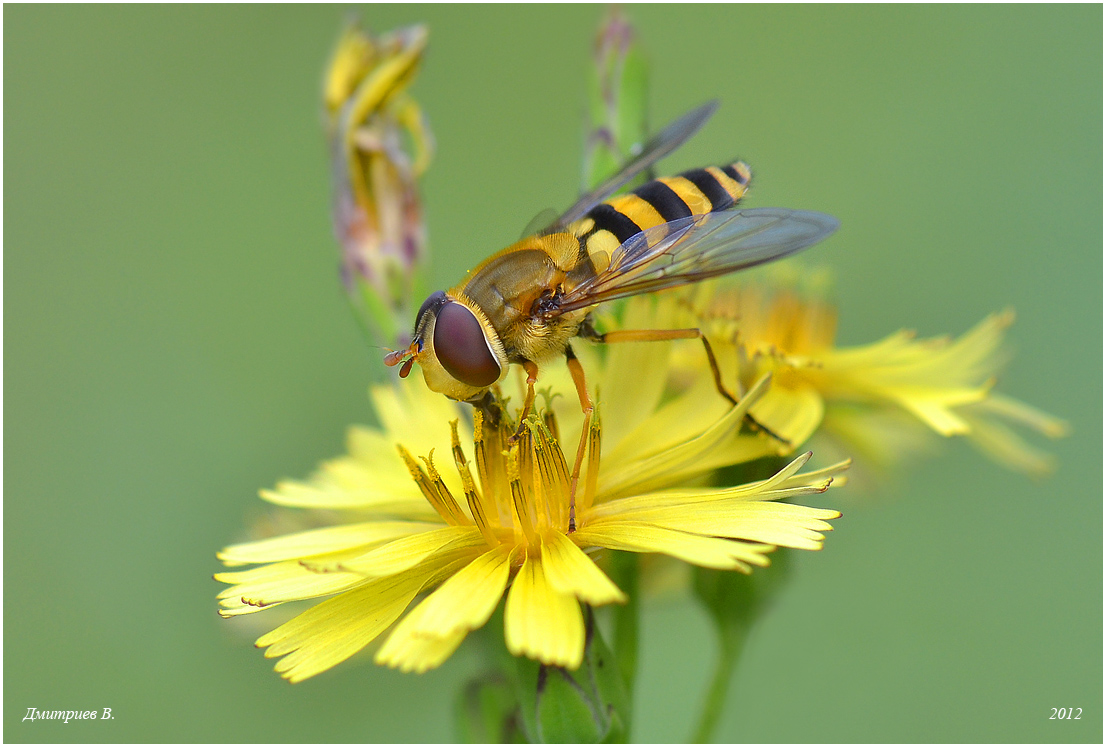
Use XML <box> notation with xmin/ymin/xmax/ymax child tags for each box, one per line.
<box><xmin>433</xmin><ymin>302</ymin><xmax>501</xmax><ymax>387</ymax></box>
<box><xmin>414</xmin><ymin>290</ymin><xmax>447</xmax><ymax>334</ymax></box>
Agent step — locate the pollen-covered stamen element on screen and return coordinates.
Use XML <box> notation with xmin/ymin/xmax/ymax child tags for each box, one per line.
<box><xmin>537</xmin><ymin>390</ymin><xmax>561</xmax><ymax>443</ymax></box>
<box><xmin>530</xmin><ymin>428</ymin><xmax>556</xmax><ymax>531</ymax></box>
<box><xmin>543</xmin><ymin>408</ymin><xmax>560</xmax><ymax>444</ymax></box>
<box><xmin>397</xmin><ymin>445</ymin><xmax>469</xmax><ymax>526</ymax></box>
<box><xmin>419</xmin><ymin>452</ymin><xmax>470</xmax><ymax>525</ymax></box>
<box><xmin>516</xmin><ymin>423</ymin><xmax>536</xmax><ymax>506</ymax></box>
<box><xmin>578</xmin><ymin>409</ymin><xmax>603</xmax><ymax>522</ymax></box>
<box><xmin>473</xmin><ymin>410</ymin><xmax>513</xmax><ymax>528</ymax></box>
<box><xmin>450</xmin><ymin>420</ymin><xmax>497</xmax><ymax>546</ymax></box>
<box><xmin>505</xmin><ymin>441</ymin><xmax>539</xmax><ymax>546</ymax></box>
<box><xmin>529</xmin><ymin>418</ymin><xmax>572</xmax><ymax>532</ymax></box>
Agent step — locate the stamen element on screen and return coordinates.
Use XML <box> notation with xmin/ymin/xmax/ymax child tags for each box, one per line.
<box><xmin>517</xmin><ymin>420</ymin><xmax>537</xmax><ymax>517</ymax></box>
<box><xmin>419</xmin><ymin>451</ymin><xmax>470</xmax><ymax>525</ymax></box>
<box><xmin>505</xmin><ymin>440</ymin><xmax>538</xmax><ymax>546</ymax></box>
<box><xmin>397</xmin><ymin>445</ymin><xmax>468</xmax><ymax>525</ymax></box>
<box><xmin>450</xmin><ymin>420</ymin><xmax>498</xmax><ymax>545</ymax></box>
<box><xmin>473</xmin><ymin>409</ymin><xmax>511</xmax><ymax>528</ymax></box>
<box><xmin>531</xmin><ymin>418</ymin><xmax>572</xmax><ymax>532</ymax></box>
<box><xmin>528</xmin><ymin>424</ymin><xmax>555</xmax><ymax>531</ymax></box>
<box><xmin>543</xmin><ymin>408</ymin><xmax>560</xmax><ymax>444</ymax></box>
<box><xmin>578</xmin><ymin>409</ymin><xmax>602</xmax><ymax>520</ymax></box>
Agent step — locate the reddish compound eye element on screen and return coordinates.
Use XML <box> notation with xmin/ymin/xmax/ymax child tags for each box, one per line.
<box><xmin>433</xmin><ymin>302</ymin><xmax>500</xmax><ymax>387</ymax></box>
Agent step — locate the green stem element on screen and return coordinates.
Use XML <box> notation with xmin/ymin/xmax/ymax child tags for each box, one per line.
<box><xmin>691</xmin><ymin>623</ymin><xmax>747</xmax><ymax>743</ymax></box>
<box><xmin>608</xmin><ymin>550</ymin><xmax>640</xmax><ymax>692</ymax></box>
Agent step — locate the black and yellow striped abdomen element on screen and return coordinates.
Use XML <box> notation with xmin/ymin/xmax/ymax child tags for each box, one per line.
<box><xmin>568</xmin><ymin>162</ymin><xmax>752</xmax><ymax>270</ymax></box>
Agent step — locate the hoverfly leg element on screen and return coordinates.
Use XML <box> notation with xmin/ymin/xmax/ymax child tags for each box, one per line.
<box><xmin>564</xmin><ymin>345</ymin><xmax>592</xmax><ymax>534</ymax></box>
<box><xmin>509</xmin><ymin>360</ymin><xmax>540</xmax><ymax>443</ymax></box>
<box><xmin>741</xmin><ymin>412</ymin><xmax>791</xmax><ymax>446</ymax></box>
<box><xmin>468</xmin><ymin>390</ymin><xmax>503</xmax><ymax>430</ymax></box>
<box><xmin>585</xmin><ymin>326</ymin><xmax>790</xmax><ymax>447</ymax></box>
<box><xmin>688</xmin><ymin>335</ymin><xmax>791</xmax><ymax>445</ymax></box>
<box><xmin>695</xmin><ymin>333</ymin><xmax>738</xmax><ymax>406</ymax></box>
<box><xmin>576</xmin><ymin>314</ymin><xmax>604</xmax><ymax>343</ymax></box>
<box><xmin>587</xmin><ymin>327</ymin><xmax>738</xmax><ymax>404</ymax></box>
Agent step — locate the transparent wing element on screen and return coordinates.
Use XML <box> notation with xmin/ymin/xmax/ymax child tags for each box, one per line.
<box><xmin>541</xmin><ymin>101</ymin><xmax>719</xmax><ymax>234</ymax></box>
<box><xmin>519</xmin><ymin>207</ymin><xmax>560</xmax><ymax>239</ymax></box>
<box><xmin>554</xmin><ymin>208</ymin><xmax>840</xmax><ymax>313</ymax></box>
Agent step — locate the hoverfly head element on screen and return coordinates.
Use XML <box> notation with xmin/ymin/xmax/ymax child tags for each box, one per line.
<box><xmin>386</xmin><ymin>290</ymin><xmax>506</xmax><ymax>400</ymax></box>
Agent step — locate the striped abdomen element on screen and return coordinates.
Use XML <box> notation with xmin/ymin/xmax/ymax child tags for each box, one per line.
<box><xmin>569</xmin><ymin>162</ymin><xmax>752</xmax><ymax>268</ymax></box>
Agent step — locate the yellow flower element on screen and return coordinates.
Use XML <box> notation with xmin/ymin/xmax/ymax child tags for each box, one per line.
<box><xmin>670</xmin><ymin>274</ymin><xmax>1068</xmax><ymax>477</ymax></box>
<box><xmin>216</xmin><ymin>297</ymin><xmax>845</xmax><ymax>682</ymax></box>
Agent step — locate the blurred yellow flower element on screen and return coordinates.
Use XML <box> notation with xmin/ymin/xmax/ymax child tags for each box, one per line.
<box><xmin>669</xmin><ymin>275</ymin><xmax>1068</xmax><ymax>477</ymax></box>
<box><xmin>216</xmin><ymin>297</ymin><xmax>845</xmax><ymax>682</ymax></box>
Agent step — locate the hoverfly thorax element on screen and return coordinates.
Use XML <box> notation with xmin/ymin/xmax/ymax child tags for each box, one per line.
<box><xmin>384</xmin><ymin>290</ymin><xmax>508</xmax><ymax>401</ymax></box>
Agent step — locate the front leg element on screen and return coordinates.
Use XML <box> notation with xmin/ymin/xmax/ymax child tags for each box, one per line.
<box><xmin>467</xmin><ymin>390</ymin><xmax>503</xmax><ymax>430</ymax></box>
<box><xmin>508</xmin><ymin>359</ymin><xmax>540</xmax><ymax>442</ymax></box>
<box><xmin>564</xmin><ymin>344</ymin><xmax>593</xmax><ymax>533</ymax></box>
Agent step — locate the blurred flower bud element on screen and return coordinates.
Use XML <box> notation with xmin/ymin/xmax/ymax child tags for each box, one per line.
<box><xmin>324</xmin><ymin>20</ymin><xmax>434</xmax><ymax>347</ymax></box>
<box><xmin>583</xmin><ymin>7</ymin><xmax>649</xmax><ymax>191</ymax></box>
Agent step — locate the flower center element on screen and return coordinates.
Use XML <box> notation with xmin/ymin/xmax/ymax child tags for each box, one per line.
<box><xmin>399</xmin><ymin>402</ymin><xmax>599</xmax><ymax>556</ymax></box>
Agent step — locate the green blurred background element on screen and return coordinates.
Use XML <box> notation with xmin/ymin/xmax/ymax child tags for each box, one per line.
<box><xmin>5</xmin><ymin>5</ymin><xmax>1101</xmax><ymax>743</ymax></box>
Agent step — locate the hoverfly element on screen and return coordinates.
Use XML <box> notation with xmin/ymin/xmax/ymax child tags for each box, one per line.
<box><xmin>385</xmin><ymin>102</ymin><xmax>839</xmax><ymax>518</ymax></box>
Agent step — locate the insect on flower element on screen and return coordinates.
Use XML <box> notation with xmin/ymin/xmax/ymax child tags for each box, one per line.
<box><xmin>385</xmin><ymin>102</ymin><xmax>839</xmax><ymax>513</ymax></box>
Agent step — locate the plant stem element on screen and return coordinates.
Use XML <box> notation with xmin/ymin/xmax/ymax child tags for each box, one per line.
<box><xmin>691</xmin><ymin>622</ymin><xmax>747</xmax><ymax>743</ymax></box>
<box><xmin>608</xmin><ymin>550</ymin><xmax>640</xmax><ymax>692</ymax></box>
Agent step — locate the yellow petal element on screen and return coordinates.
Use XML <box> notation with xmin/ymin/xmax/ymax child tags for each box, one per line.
<box><xmin>572</xmin><ymin>522</ymin><xmax>773</xmax><ymax>572</ymax></box>
<box><xmin>598</xmin><ymin>374</ymin><xmax>769</xmax><ymax>499</ymax></box>
<box><xmin>374</xmin><ymin>628</ymin><xmax>467</xmax><ymax>674</ymax></box>
<box><xmin>371</xmin><ymin>378</ymin><xmax>475</xmax><ymax>499</ymax></box>
<box><xmin>588</xmin><ymin>451</ymin><xmax>819</xmax><ymax>517</ymax></box>
<box><xmin>603</xmin><ymin>501</ymin><xmax>837</xmax><ymax>551</ymax></box>
<box><xmin>541</xmin><ymin>531</ymin><xmax>626</xmax><ymax>606</ymax></box>
<box><xmin>344</xmin><ymin>425</ymin><xmax>426</xmax><ymax>476</ymax></box>
<box><xmin>821</xmin><ymin>404</ymin><xmax>938</xmax><ymax>468</ymax></box>
<box><xmin>375</xmin><ymin>546</ymin><xmax>512</xmax><ymax>672</ymax></box>
<box><xmin>260</xmin><ymin>476</ymin><xmax>430</xmax><ymax>513</ymax></box>
<box><xmin>962</xmin><ymin>393</ymin><xmax>1070</xmax><ymax>438</ymax></box>
<box><xmin>748</xmin><ymin>381</ymin><xmax>825</xmax><ymax>447</ymax></box>
<box><xmin>373</xmin><ymin>378</ymin><xmax>464</xmax><ymax>458</ymax></box>
<box><xmin>395</xmin><ymin>545</ymin><xmax>512</xmax><ymax>638</ymax></box>
<box><xmin>822</xmin><ymin>329</ymin><xmax>924</xmax><ymax>371</ymax></box>
<box><xmin>883</xmin><ymin>385</ymin><xmax>987</xmax><ymax>435</ymax></box>
<box><xmin>255</xmin><ymin>556</ymin><xmax>460</xmax><ymax>683</ymax></box>
<box><xmin>926</xmin><ymin>309</ymin><xmax>1014</xmax><ymax>385</ymax></box>
<box><xmin>599</xmin><ymin>297</ymin><xmax>676</xmax><ymax>447</ymax></box>
<box><xmin>958</xmin><ymin>405</ymin><xmax>1061</xmax><ymax>477</ymax></box>
<box><xmin>818</xmin><ymin>312</ymin><xmax>1013</xmax><ymax>423</ymax></box>
<box><xmin>339</xmin><ymin>525</ymin><xmax>484</xmax><ymax>577</ymax></box>
<box><xmin>216</xmin><ymin>560</ymin><xmax>364</xmax><ymax>616</ymax></box>
<box><xmin>504</xmin><ymin>553</ymin><xmax>584</xmax><ymax>669</ymax></box>
<box><xmin>216</xmin><ymin>521</ymin><xmax>439</xmax><ymax>565</ymax></box>
<box><xmin>774</xmin><ymin>458</ymin><xmax>852</xmax><ymax>490</ymax></box>
<box><xmin>603</xmin><ymin>375</ymin><xmax>732</xmax><ymax>467</ymax></box>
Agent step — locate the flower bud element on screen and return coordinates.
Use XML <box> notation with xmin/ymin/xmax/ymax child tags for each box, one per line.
<box><xmin>324</xmin><ymin>20</ymin><xmax>434</xmax><ymax>347</ymax></box>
